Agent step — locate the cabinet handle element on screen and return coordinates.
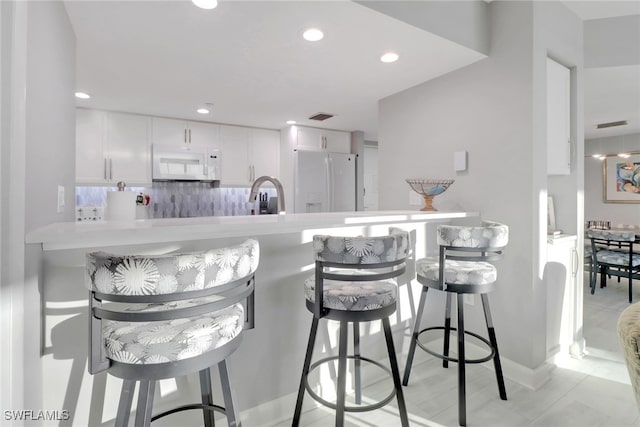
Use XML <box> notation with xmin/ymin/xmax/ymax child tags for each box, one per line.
<box><xmin>184</xmin><ymin>128</ymin><xmax>187</xmax><ymax>144</ymax></box>
<box><xmin>104</xmin><ymin>158</ymin><xmax>107</xmax><ymax>181</ymax></box>
<box><xmin>571</xmin><ymin>248</ymin><xmax>578</xmax><ymax>277</ymax></box>
<box><xmin>189</xmin><ymin>129</ymin><xmax>191</xmax><ymax>144</ymax></box>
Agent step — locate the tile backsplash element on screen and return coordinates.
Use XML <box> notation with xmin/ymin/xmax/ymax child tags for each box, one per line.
<box><xmin>76</xmin><ymin>183</ymin><xmax>276</xmax><ymax>218</ymax></box>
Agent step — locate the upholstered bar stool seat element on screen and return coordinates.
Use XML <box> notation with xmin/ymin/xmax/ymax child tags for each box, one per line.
<box><xmin>304</xmin><ymin>277</ymin><xmax>397</xmax><ymax>311</ymax></box>
<box><xmin>416</xmin><ymin>258</ymin><xmax>497</xmax><ymax>285</ymax></box>
<box><xmin>293</xmin><ymin>232</ymin><xmax>410</xmax><ymax>427</ymax></box>
<box><xmin>103</xmin><ymin>303</ymin><xmax>245</xmax><ymax>364</ymax></box>
<box><xmin>403</xmin><ymin>221</ymin><xmax>509</xmax><ymax>426</ymax></box>
<box><xmin>87</xmin><ymin>239</ymin><xmax>259</xmax><ymax>427</ymax></box>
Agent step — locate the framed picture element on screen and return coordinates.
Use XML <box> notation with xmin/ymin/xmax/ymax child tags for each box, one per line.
<box><xmin>547</xmin><ymin>196</ymin><xmax>556</xmax><ymax>230</ymax></box>
<box><xmin>603</xmin><ymin>152</ymin><xmax>640</xmax><ymax>203</ymax></box>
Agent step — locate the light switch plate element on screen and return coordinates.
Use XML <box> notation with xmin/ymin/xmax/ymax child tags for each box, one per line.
<box><xmin>57</xmin><ymin>185</ymin><xmax>65</xmax><ymax>213</ymax></box>
<box><xmin>454</xmin><ymin>151</ymin><xmax>467</xmax><ymax>172</ymax></box>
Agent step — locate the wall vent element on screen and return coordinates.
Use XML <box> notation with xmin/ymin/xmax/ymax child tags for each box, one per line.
<box><xmin>309</xmin><ymin>112</ymin><xmax>334</xmax><ymax>121</ymax></box>
<box><xmin>596</xmin><ymin>120</ymin><xmax>628</xmax><ymax>129</ymax></box>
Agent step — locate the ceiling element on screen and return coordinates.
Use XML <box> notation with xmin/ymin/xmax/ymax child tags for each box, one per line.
<box><xmin>65</xmin><ymin>0</ymin><xmax>484</xmax><ymax>141</ymax></box>
<box><xmin>66</xmin><ymin>1</ymin><xmax>639</xmax><ymax>142</ymax></box>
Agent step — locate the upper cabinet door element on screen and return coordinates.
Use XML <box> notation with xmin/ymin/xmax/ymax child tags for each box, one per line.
<box><xmin>106</xmin><ymin>112</ymin><xmax>151</xmax><ymax>185</ymax></box>
<box><xmin>323</xmin><ymin>129</ymin><xmax>351</xmax><ymax>153</ymax></box>
<box><xmin>220</xmin><ymin>125</ymin><xmax>251</xmax><ymax>185</ymax></box>
<box><xmin>296</xmin><ymin>127</ymin><xmax>324</xmax><ymax>151</ymax></box>
<box><xmin>547</xmin><ymin>58</ymin><xmax>571</xmax><ymax>176</ymax></box>
<box><xmin>251</xmin><ymin>129</ymin><xmax>280</xmax><ymax>179</ymax></box>
<box><xmin>76</xmin><ymin>109</ymin><xmax>107</xmax><ymax>184</ymax></box>
<box><xmin>151</xmin><ymin>117</ymin><xmax>189</xmax><ymax>147</ymax></box>
<box><xmin>296</xmin><ymin>126</ymin><xmax>351</xmax><ymax>153</ymax></box>
<box><xmin>188</xmin><ymin>121</ymin><xmax>220</xmax><ymax>148</ymax></box>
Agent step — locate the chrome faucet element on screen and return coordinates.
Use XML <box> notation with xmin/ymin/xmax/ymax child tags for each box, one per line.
<box><xmin>248</xmin><ymin>176</ymin><xmax>286</xmax><ymax>214</ymax></box>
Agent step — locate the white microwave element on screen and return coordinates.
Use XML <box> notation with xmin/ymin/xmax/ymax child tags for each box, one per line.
<box><xmin>152</xmin><ymin>144</ymin><xmax>221</xmax><ymax>182</ymax></box>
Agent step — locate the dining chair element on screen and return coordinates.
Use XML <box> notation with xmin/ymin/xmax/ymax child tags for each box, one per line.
<box><xmin>587</xmin><ymin>229</ymin><xmax>640</xmax><ymax>303</ymax></box>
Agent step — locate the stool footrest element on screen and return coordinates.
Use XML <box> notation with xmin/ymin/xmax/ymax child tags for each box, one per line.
<box><xmin>150</xmin><ymin>403</ymin><xmax>226</xmax><ymax>422</ymax></box>
<box><xmin>305</xmin><ymin>355</ymin><xmax>396</xmax><ymax>413</ymax></box>
<box><xmin>416</xmin><ymin>326</ymin><xmax>495</xmax><ymax>364</ymax></box>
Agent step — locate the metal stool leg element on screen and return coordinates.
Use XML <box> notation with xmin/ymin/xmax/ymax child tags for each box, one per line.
<box><xmin>335</xmin><ymin>321</ymin><xmax>349</xmax><ymax>427</ymax></box>
<box><xmin>199</xmin><ymin>368</ymin><xmax>215</xmax><ymax>427</ymax></box>
<box><xmin>481</xmin><ymin>294</ymin><xmax>507</xmax><ymax>400</ymax></box>
<box><xmin>456</xmin><ymin>294</ymin><xmax>466</xmax><ymax>427</ymax></box>
<box><xmin>443</xmin><ymin>291</ymin><xmax>453</xmax><ymax>369</ymax></box>
<box><xmin>402</xmin><ymin>286</ymin><xmax>428</xmax><ymax>386</ymax></box>
<box><xmin>383</xmin><ymin>317</ymin><xmax>410</xmax><ymax>427</ymax></box>
<box><xmin>353</xmin><ymin>322</ymin><xmax>362</xmax><ymax>405</ymax></box>
<box><xmin>115</xmin><ymin>379</ymin><xmax>135</xmax><ymax>427</ymax></box>
<box><xmin>134</xmin><ymin>380</ymin><xmax>155</xmax><ymax>427</ymax></box>
<box><xmin>293</xmin><ymin>317</ymin><xmax>320</xmax><ymax>426</ymax></box>
<box><xmin>219</xmin><ymin>360</ymin><xmax>241</xmax><ymax>427</ymax></box>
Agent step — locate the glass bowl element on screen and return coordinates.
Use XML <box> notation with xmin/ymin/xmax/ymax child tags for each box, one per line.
<box><xmin>405</xmin><ymin>179</ymin><xmax>455</xmax><ymax>211</ymax></box>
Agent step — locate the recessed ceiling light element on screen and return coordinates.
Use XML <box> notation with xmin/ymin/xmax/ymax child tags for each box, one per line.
<box><xmin>192</xmin><ymin>0</ymin><xmax>218</xmax><ymax>10</ymax></box>
<box><xmin>197</xmin><ymin>108</ymin><xmax>210</xmax><ymax>114</ymax></box>
<box><xmin>380</xmin><ymin>52</ymin><xmax>399</xmax><ymax>63</ymax></box>
<box><xmin>303</xmin><ymin>28</ymin><xmax>324</xmax><ymax>42</ymax></box>
<box><xmin>286</xmin><ymin>120</ymin><xmax>297</xmax><ymax>125</ymax></box>
<box><xmin>75</xmin><ymin>92</ymin><xmax>90</xmax><ymax>99</ymax></box>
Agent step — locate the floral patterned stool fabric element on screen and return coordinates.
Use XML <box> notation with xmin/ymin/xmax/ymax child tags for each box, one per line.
<box><xmin>293</xmin><ymin>232</ymin><xmax>410</xmax><ymax>427</ymax></box>
<box><xmin>87</xmin><ymin>239</ymin><xmax>259</xmax><ymax>427</ymax></box>
<box><xmin>403</xmin><ymin>221</ymin><xmax>509</xmax><ymax>427</ymax></box>
<box><xmin>303</xmin><ymin>277</ymin><xmax>397</xmax><ymax>311</ymax></box>
<box><xmin>618</xmin><ymin>302</ymin><xmax>640</xmax><ymax>411</ymax></box>
<box><xmin>416</xmin><ymin>258</ymin><xmax>497</xmax><ymax>285</ymax></box>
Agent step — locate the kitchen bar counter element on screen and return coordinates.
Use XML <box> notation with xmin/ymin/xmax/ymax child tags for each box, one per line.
<box><xmin>26</xmin><ymin>210</ymin><xmax>478</xmax><ymax>251</ymax></box>
<box><xmin>29</xmin><ymin>209</ymin><xmax>479</xmax><ymax>426</ymax></box>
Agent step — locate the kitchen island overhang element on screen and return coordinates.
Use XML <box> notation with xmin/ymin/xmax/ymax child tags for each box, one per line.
<box><xmin>26</xmin><ymin>210</ymin><xmax>480</xmax><ymax>426</ymax></box>
<box><xmin>26</xmin><ymin>210</ymin><xmax>479</xmax><ymax>251</ymax></box>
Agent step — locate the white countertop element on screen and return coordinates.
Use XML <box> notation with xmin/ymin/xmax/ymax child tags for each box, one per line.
<box><xmin>26</xmin><ymin>210</ymin><xmax>479</xmax><ymax>251</ymax></box>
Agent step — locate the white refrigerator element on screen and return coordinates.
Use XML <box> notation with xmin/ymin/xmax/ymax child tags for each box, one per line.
<box><xmin>294</xmin><ymin>150</ymin><xmax>356</xmax><ymax>213</ymax></box>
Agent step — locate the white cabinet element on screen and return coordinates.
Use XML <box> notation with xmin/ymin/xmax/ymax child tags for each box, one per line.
<box><xmin>251</xmin><ymin>128</ymin><xmax>280</xmax><ymax>179</ymax></box>
<box><xmin>76</xmin><ymin>109</ymin><xmax>107</xmax><ymax>184</ymax></box>
<box><xmin>151</xmin><ymin>117</ymin><xmax>220</xmax><ymax>148</ymax></box>
<box><xmin>546</xmin><ymin>235</ymin><xmax>584</xmax><ymax>358</ymax></box>
<box><xmin>547</xmin><ymin>58</ymin><xmax>571</xmax><ymax>175</ymax></box>
<box><xmin>220</xmin><ymin>125</ymin><xmax>251</xmax><ymax>185</ymax></box>
<box><xmin>76</xmin><ymin>109</ymin><xmax>151</xmax><ymax>185</ymax></box>
<box><xmin>219</xmin><ymin>125</ymin><xmax>280</xmax><ymax>185</ymax></box>
<box><xmin>296</xmin><ymin>126</ymin><xmax>351</xmax><ymax>153</ymax></box>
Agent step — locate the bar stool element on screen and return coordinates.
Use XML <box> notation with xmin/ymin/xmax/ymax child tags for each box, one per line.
<box><xmin>293</xmin><ymin>232</ymin><xmax>410</xmax><ymax>427</ymax></box>
<box><xmin>402</xmin><ymin>221</ymin><xmax>509</xmax><ymax>426</ymax></box>
<box><xmin>86</xmin><ymin>239</ymin><xmax>259</xmax><ymax>427</ymax></box>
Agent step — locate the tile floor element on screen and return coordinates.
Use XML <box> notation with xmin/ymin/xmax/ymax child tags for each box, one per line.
<box><xmin>278</xmin><ymin>274</ymin><xmax>640</xmax><ymax>427</ymax></box>
<box><xmin>157</xmin><ymin>273</ymin><xmax>640</xmax><ymax>426</ymax></box>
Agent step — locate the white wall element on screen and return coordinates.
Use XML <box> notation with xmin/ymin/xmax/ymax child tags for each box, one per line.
<box><xmin>0</xmin><ymin>0</ymin><xmax>76</xmax><ymax>417</ymax></box>
<box><xmin>585</xmin><ymin>133</ymin><xmax>640</xmax><ymax>224</ymax></box>
<box><xmin>378</xmin><ymin>0</ymin><xmax>583</xmax><ymax>382</ymax></box>
<box><xmin>24</xmin><ymin>2</ymin><xmax>76</xmax><ymax>416</ymax></box>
